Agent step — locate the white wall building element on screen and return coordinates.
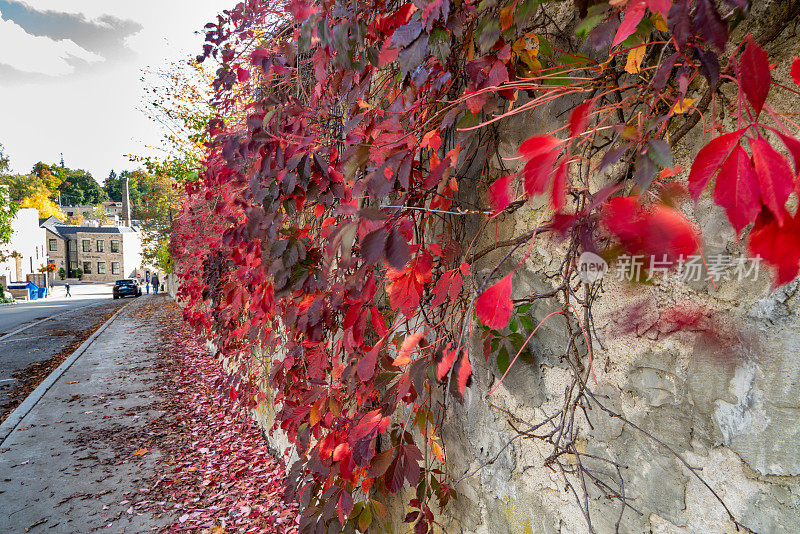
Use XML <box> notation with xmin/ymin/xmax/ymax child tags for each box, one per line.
<box><xmin>0</xmin><ymin>208</ymin><xmax>47</xmax><ymax>284</ymax></box>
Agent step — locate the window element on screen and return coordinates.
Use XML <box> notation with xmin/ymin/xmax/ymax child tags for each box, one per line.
<box><xmin>110</xmin><ymin>240</ymin><xmax>120</xmax><ymax>253</ymax></box>
<box><xmin>49</xmin><ymin>239</ymin><xmax>57</xmax><ymax>252</ymax></box>
<box><xmin>70</xmin><ymin>261</ymin><xmax>78</xmax><ymax>271</ymax></box>
<box><xmin>96</xmin><ymin>240</ymin><xmax>104</xmax><ymax>253</ymax></box>
<box><xmin>83</xmin><ymin>261</ymin><xmax>92</xmax><ymax>274</ymax></box>
<box><xmin>97</xmin><ymin>261</ymin><xmax>106</xmax><ymax>274</ymax></box>
<box><xmin>111</xmin><ymin>262</ymin><xmax>120</xmax><ymax>275</ymax></box>
<box><xmin>68</xmin><ymin>240</ymin><xmax>77</xmax><ymax>253</ymax></box>
<box><xmin>82</xmin><ymin>240</ymin><xmax>91</xmax><ymax>252</ymax></box>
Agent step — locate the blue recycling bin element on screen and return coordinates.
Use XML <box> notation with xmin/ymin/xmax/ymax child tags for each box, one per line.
<box><xmin>37</xmin><ymin>286</ymin><xmax>48</xmax><ymax>298</ymax></box>
<box><xmin>8</xmin><ymin>282</ymin><xmax>38</xmax><ymax>300</ymax></box>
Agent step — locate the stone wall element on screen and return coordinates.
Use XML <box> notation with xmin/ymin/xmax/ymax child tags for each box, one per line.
<box><xmin>230</xmin><ymin>5</ymin><xmax>800</xmax><ymax>532</ymax></box>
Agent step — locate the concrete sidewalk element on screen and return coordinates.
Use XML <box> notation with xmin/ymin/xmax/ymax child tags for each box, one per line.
<box><xmin>0</xmin><ymin>296</ymin><xmax>175</xmax><ymax>533</ymax></box>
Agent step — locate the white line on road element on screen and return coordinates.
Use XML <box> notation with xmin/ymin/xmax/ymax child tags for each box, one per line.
<box><xmin>0</xmin><ymin>336</ymin><xmax>40</xmax><ymax>343</ymax></box>
<box><xmin>0</xmin><ymin>302</ymin><xmax>109</xmax><ymax>343</ymax></box>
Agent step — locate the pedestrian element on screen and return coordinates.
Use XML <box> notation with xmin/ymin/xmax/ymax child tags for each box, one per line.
<box><xmin>145</xmin><ymin>281</ymin><xmax>150</xmax><ymax>294</ymax></box>
<box><xmin>65</xmin><ymin>282</ymin><xmax>71</xmax><ymax>297</ymax></box>
<box><xmin>152</xmin><ymin>275</ymin><xmax>159</xmax><ymax>294</ymax></box>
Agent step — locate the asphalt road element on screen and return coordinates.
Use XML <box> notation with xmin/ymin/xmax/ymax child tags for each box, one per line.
<box><xmin>0</xmin><ymin>284</ymin><xmax>115</xmax><ymax>337</ymax></box>
<box><xmin>0</xmin><ymin>284</ymin><xmax>135</xmax><ymax>422</ymax></box>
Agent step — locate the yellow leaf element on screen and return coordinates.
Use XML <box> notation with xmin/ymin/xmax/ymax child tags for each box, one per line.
<box><xmin>671</xmin><ymin>97</ymin><xmax>696</xmax><ymax>115</ymax></box>
<box><xmin>432</xmin><ymin>440</ymin><xmax>445</xmax><ymax>463</ymax></box>
<box><xmin>133</xmin><ymin>448</ymin><xmax>148</xmax><ymax>456</ymax></box>
<box><xmin>653</xmin><ymin>14</ymin><xmax>669</xmax><ymax>33</ymax></box>
<box><xmin>625</xmin><ymin>46</ymin><xmax>646</xmax><ymax>74</ymax></box>
<box><xmin>500</xmin><ymin>4</ymin><xmax>515</xmax><ymax>31</ymax></box>
<box><xmin>309</xmin><ymin>399</ymin><xmax>322</xmax><ymax>427</ymax></box>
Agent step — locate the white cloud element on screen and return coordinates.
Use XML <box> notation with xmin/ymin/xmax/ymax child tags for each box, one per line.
<box><xmin>0</xmin><ymin>15</ymin><xmax>103</xmax><ymax>75</ymax></box>
<box><xmin>0</xmin><ymin>1</ymin><xmax>227</xmax><ymax>181</ymax></box>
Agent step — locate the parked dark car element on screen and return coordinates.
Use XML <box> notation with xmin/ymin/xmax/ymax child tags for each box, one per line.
<box><xmin>113</xmin><ymin>279</ymin><xmax>141</xmax><ymax>299</ymax></box>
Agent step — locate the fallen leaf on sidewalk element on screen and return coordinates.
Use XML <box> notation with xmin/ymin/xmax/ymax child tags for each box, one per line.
<box><xmin>67</xmin><ymin>381</ymin><xmax>80</xmax><ymax>384</ymax></box>
<box><xmin>133</xmin><ymin>448</ymin><xmax>148</xmax><ymax>456</ymax></box>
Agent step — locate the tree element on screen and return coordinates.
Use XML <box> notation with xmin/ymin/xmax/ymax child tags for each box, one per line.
<box><xmin>137</xmin><ymin>171</ymin><xmax>182</xmax><ymax>270</ymax></box>
<box><xmin>0</xmin><ymin>144</ymin><xmax>9</xmax><ymax>174</ymax></box>
<box><xmin>19</xmin><ymin>186</ymin><xmax>66</xmax><ymax>219</ymax></box>
<box><xmin>104</xmin><ymin>169</ymin><xmax>143</xmax><ymax>215</ymax></box>
<box><xmin>31</xmin><ymin>162</ymin><xmax>64</xmax><ymax>192</ymax></box>
<box><xmin>0</xmin><ymin>173</ymin><xmax>44</xmax><ymax>202</ymax></box>
<box><xmin>58</xmin><ymin>168</ymin><xmax>107</xmax><ymax>206</ymax></box>
<box><xmin>0</xmin><ymin>144</ymin><xmax>19</xmax><ymax>244</ymax></box>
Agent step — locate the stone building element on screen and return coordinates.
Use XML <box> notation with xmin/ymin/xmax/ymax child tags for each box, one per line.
<box><xmin>42</xmin><ymin>218</ymin><xmax>142</xmax><ymax>282</ymax></box>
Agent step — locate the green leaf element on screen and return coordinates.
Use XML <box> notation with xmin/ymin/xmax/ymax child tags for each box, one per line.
<box><xmin>647</xmin><ymin>139</ymin><xmax>673</xmax><ymax>168</ymax></box>
<box><xmin>490</xmin><ymin>336</ymin><xmax>500</xmax><ymax>352</ymax></box>
<box><xmin>358</xmin><ymin>505</ymin><xmax>373</xmax><ymax>531</ymax></box>
<box><xmin>519</xmin><ymin>315</ymin><xmax>534</xmax><ymax>330</ymax></box>
<box><xmin>517</xmin><ymin>303</ymin><xmax>532</xmax><ymax>313</ymax></box>
<box><xmin>575</xmin><ymin>5</ymin><xmax>609</xmax><ymax>39</ymax></box>
<box><xmin>537</xmin><ymin>36</ymin><xmax>553</xmax><ymax>60</ymax></box>
<box><xmin>509</xmin><ymin>317</ymin><xmax>518</xmax><ymax>332</ymax></box>
<box><xmin>476</xmin><ymin>17</ymin><xmax>501</xmax><ymax>53</ymax></box>
<box><xmin>515</xmin><ymin>0</ymin><xmax>540</xmax><ymax>22</ymax></box>
<box><xmin>456</xmin><ymin>111</ymin><xmax>480</xmax><ymax>129</ymax></box>
<box><xmin>496</xmin><ymin>345</ymin><xmax>510</xmax><ymax>374</ymax></box>
<box><xmin>429</xmin><ymin>28</ymin><xmax>451</xmax><ymax>65</ymax></box>
<box><xmin>509</xmin><ymin>332</ymin><xmax>526</xmax><ymax>353</ymax></box>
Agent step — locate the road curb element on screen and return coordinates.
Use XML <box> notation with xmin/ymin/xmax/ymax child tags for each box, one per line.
<box><xmin>0</xmin><ymin>301</ymin><xmax>132</xmax><ymax>446</ymax></box>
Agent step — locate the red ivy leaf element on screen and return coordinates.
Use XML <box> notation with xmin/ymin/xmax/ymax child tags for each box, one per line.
<box><xmin>569</xmin><ymin>100</ymin><xmax>592</xmax><ymax>138</ymax></box>
<box><xmin>430</xmin><ymin>270</ymin><xmax>463</xmax><ymax>307</ymax></box>
<box><xmin>350</xmin><ymin>409</ymin><xmax>383</xmax><ymax>443</ymax></box>
<box><xmin>688</xmin><ymin>129</ymin><xmax>746</xmax><ymax>203</ymax></box>
<box><xmin>236</xmin><ymin>66</ymin><xmax>250</xmax><ymax>82</ymax></box>
<box><xmin>750</xmin><ymin>137</ymin><xmax>795</xmax><ymax>226</ymax></box>
<box><xmin>361</xmin><ymin>227</ymin><xmax>388</xmax><ymax>265</ymax></box>
<box><xmin>612</xmin><ymin>0</ymin><xmax>646</xmax><ymax>48</ymax></box>
<box><xmin>358</xmin><ymin>343</ymin><xmax>381</xmax><ymax>381</ymax></box>
<box><xmin>337</xmin><ymin>491</ymin><xmax>354</xmax><ymax>524</ymax></box>
<box><xmin>488</xmin><ymin>174</ymin><xmax>513</xmax><ymax>214</ymax></box>
<box><xmin>642</xmin><ymin>205</ymin><xmax>699</xmax><ymax>261</ymax></box>
<box><xmin>748</xmin><ymin>208</ymin><xmax>800</xmax><ymax>286</ymax></box>
<box><xmin>395</xmin><ymin>332</ymin><xmax>425</xmax><ymax>366</ymax></box>
<box><xmin>455</xmin><ymin>351</ymin><xmax>472</xmax><ymax>397</ymax></box>
<box><xmin>551</xmin><ymin>159</ymin><xmax>570</xmax><ymax>211</ymax></box>
<box><xmin>693</xmin><ymin>0</ymin><xmax>728</xmax><ymax>51</ymax></box>
<box><xmin>385</xmin><ymin>228</ymin><xmax>410</xmax><ymax>269</ymax></box>
<box><xmin>792</xmin><ymin>57</ymin><xmax>800</xmax><ymax>86</ymax></box>
<box><xmin>523</xmin><ymin>150</ymin><xmax>560</xmax><ymax>197</ymax></box>
<box><xmin>739</xmin><ymin>36</ymin><xmax>770</xmax><ymax>116</ymax></box>
<box><xmin>371</xmin><ymin>305</ymin><xmax>388</xmax><ymax>337</ymax></box>
<box><xmin>518</xmin><ymin>134</ymin><xmax>562</xmax><ymax>159</ymax></box>
<box><xmin>602</xmin><ymin>197</ymin><xmax>698</xmax><ymax>262</ymax></box>
<box><xmin>774</xmin><ymin>130</ymin><xmax>800</xmax><ymax>173</ymax></box>
<box><xmin>437</xmin><ymin>347</ymin><xmax>458</xmax><ymax>380</ymax></box>
<box><xmin>475</xmin><ymin>273</ymin><xmax>513</xmax><ymax>330</ymax></box>
<box><xmin>646</xmin><ymin>0</ymin><xmax>670</xmax><ymax>18</ymax></box>
<box><xmin>712</xmin><ymin>144</ymin><xmax>760</xmax><ymax>235</ymax></box>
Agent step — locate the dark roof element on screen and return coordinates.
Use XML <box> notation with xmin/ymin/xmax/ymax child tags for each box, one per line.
<box><xmin>52</xmin><ymin>225</ymin><xmax>137</xmax><ymax>236</ymax></box>
<box><xmin>39</xmin><ymin>216</ymin><xmax>63</xmax><ymax>227</ymax></box>
<box><xmin>43</xmin><ymin>224</ymin><xmax>138</xmax><ymax>238</ymax></box>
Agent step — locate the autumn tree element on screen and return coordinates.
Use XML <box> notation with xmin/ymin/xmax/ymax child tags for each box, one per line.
<box><xmin>19</xmin><ymin>187</ymin><xmax>66</xmax><ymax>219</ymax></box>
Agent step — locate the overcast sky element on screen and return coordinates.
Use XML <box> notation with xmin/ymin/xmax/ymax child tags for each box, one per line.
<box><xmin>0</xmin><ymin>0</ymin><xmax>227</xmax><ymax>181</ymax></box>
